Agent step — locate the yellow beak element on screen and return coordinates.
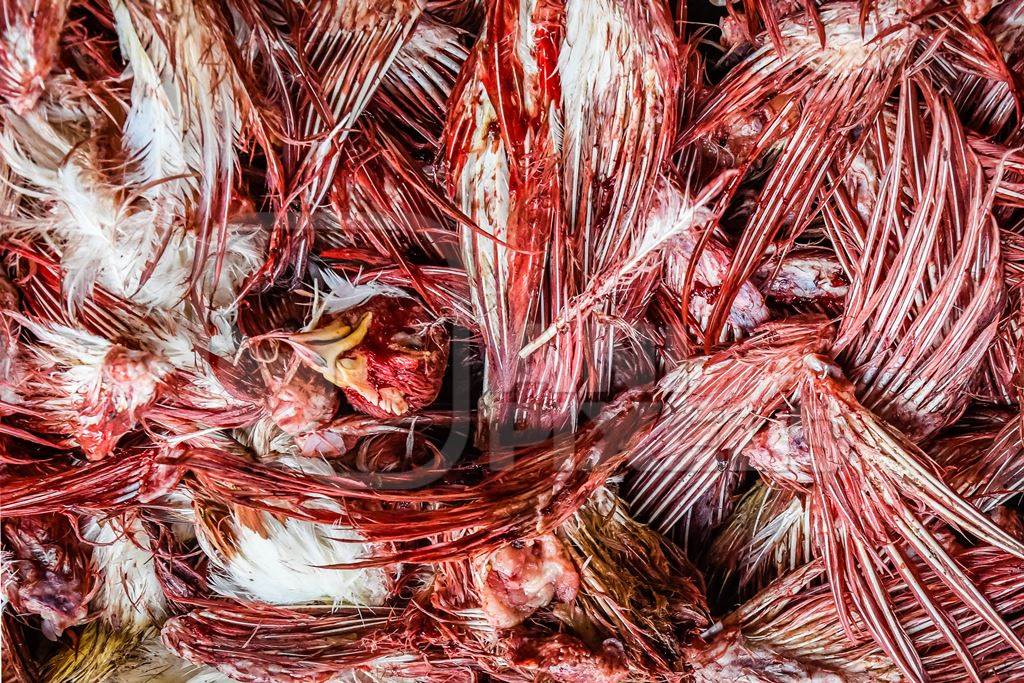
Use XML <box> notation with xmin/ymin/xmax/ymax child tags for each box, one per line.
<box><xmin>288</xmin><ymin>312</ymin><xmax>373</xmax><ymax>386</ymax></box>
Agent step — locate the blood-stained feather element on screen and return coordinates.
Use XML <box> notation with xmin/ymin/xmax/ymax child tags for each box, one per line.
<box><xmin>700</xmin><ymin>544</ymin><xmax>1024</xmax><ymax>682</ymax></box>
<box><xmin>110</xmin><ymin>0</ymin><xmax>278</xmax><ymax>303</ymax></box>
<box><xmin>191</xmin><ymin>451</ymin><xmax>394</xmax><ymax>609</ymax></box>
<box><xmin>953</xmin><ymin>0</ymin><xmax>1024</xmax><ymax>139</ymax></box>
<box><xmin>800</xmin><ymin>357</ymin><xmax>1024</xmax><ymax>682</ymax></box>
<box><xmin>444</xmin><ymin>0</ymin><xmax>571</xmax><ymax>438</ymax></box>
<box><xmin>326</xmin><ymin>120</ymin><xmax>458</xmax><ymax>264</ymax></box>
<box><xmin>828</xmin><ymin>80</ymin><xmax>1003</xmax><ymax>440</ymax></box>
<box><xmin>705</xmin><ymin>481</ymin><xmax>811</xmax><ymax>599</ymax></box>
<box><xmin>160</xmin><ymin>598</ymin><xmax>481</xmax><ymax>683</ymax></box>
<box><xmin>287</xmin><ymin>0</ymin><xmax>424</xmax><ymax>229</ymax></box>
<box><xmin>685</xmin><ymin>0</ymin><xmax>918</xmax><ymax>346</ymax></box>
<box><xmin>5</xmin><ymin>0</ymin><xmax>1024</xmax><ymax>676</ymax></box>
<box><xmin>5</xmin><ymin>314</ymin><xmax>170</xmax><ymax>459</ymax></box>
<box><xmin>180</xmin><ymin>385</ymin><xmax>656</xmax><ymax>565</ymax></box>
<box><xmin>555</xmin><ymin>0</ymin><xmax>680</xmax><ymax>392</ymax></box>
<box><xmin>1</xmin><ymin>448</ymin><xmax>182</xmax><ymax>517</ymax></box>
<box><xmin>235</xmin><ymin>0</ymin><xmax>424</xmax><ymax>287</ymax></box>
<box><xmin>374</xmin><ymin>14</ymin><xmax>469</xmax><ymax>148</ymax></box>
<box><xmin>945</xmin><ymin>412</ymin><xmax>1024</xmax><ymax>511</ymax></box>
<box><xmin>625</xmin><ymin>317</ymin><xmax>831</xmax><ymax>532</ymax></box>
<box><xmin>0</xmin><ymin>0</ymin><xmax>67</xmax><ymax>114</ymax></box>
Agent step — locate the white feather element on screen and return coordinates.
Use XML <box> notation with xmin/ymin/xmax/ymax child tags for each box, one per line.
<box><xmin>197</xmin><ymin>515</ymin><xmax>391</xmax><ymax>608</ymax></box>
<box><xmin>304</xmin><ymin>266</ymin><xmax>406</xmax><ymax>330</ymax></box>
<box><xmin>1</xmin><ymin>5</ymin><xmax>260</xmax><ymax>315</ymax></box>
<box><xmin>83</xmin><ymin>516</ymin><xmax>168</xmax><ymax>632</ymax></box>
<box><xmin>109</xmin><ymin>635</ymin><xmax>235</xmax><ymax>683</ymax></box>
<box><xmin>195</xmin><ymin>450</ymin><xmax>392</xmax><ymax>608</ymax></box>
<box><xmin>10</xmin><ymin>318</ymin><xmax>122</xmax><ymax>422</ymax></box>
<box><xmin>0</xmin><ymin>110</ymin><xmax>165</xmax><ymax>309</ymax></box>
<box><xmin>111</xmin><ymin>0</ymin><xmax>189</xmax><ymax>204</ymax></box>
<box><xmin>109</xmin><ymin>0</ymin><xmax>247</xmax><ymax>220</ymax></box>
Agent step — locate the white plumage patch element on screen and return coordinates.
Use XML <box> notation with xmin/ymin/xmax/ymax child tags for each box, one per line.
<box><xmin>195</xmin><ymin>451</ymin><xmax>393</xmax><ymax>608</ymax></box>
<box><xmin>12</xmin><ymin>317</ymin><xmax>113</xmax><ymax>399</ymax></box>
<box><xmin>313</xmin><ymin>266</ymin><xmax>405</xmax><ymax>321</ymax></box>
<box><xmin>82</xmin><ymin>516</ymin><xmax>168</xmax><ymax>632</ymax></box>
<box><xmin>109</xmin><ymin>635</ymin><xmax>235</xmax><ymax>683</ymax></box>
<box><xmin>0</xmin><ymin>29</ymin><xmax>260</xmax><ymax>316</ymax></box>
<box><xmin>0</xmin><ymin>109</ymin><xmax>164</xmax><ymax>309</ymax></box>
<box><xmin>197</xmin><ymin>513</ymin><xmax>392</xmax><ymax>608</ymax></box>
<box><xmin>110</xmin><ymin>0</ymin><xmax>247</xmax><ymax>223</ymax></box>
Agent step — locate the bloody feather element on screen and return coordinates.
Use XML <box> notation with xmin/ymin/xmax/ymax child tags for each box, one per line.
<box><xmin>2</xmin><ymin>0</ymin><xmax>1023</xmax><ymax>681</ymax></box>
